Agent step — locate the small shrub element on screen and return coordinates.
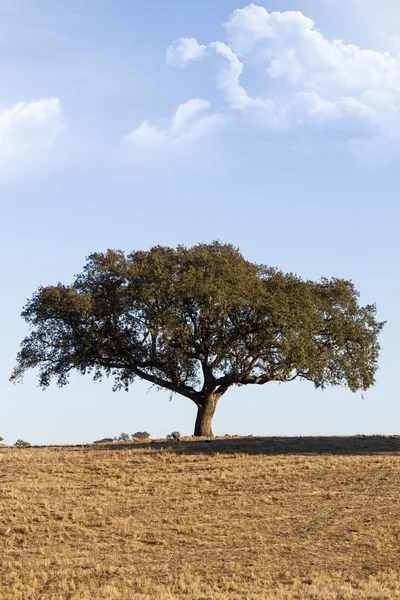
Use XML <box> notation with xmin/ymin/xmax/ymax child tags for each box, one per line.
<box><xmin>118</xmin><ymin>432</ymin><xmax>130</xmax><ymax>441</ymax></box>
<box><xmin>166</xmin><ymin>431</ymin><xmax>181</xmax><ymax>441</ymax></box>
<box><xmin>131</xmin><ymin>431</ymin><xmax>150</xmax><ymax>440</ymax></box>
<box><xmin>14</xmin><ymin>439</ymin><xmax>31</xmax><ymax>447</ymax></box>
<box><xmin>0</xmin><ymin>437</ymin><xmax>3</xmax><ymax>442</ymax></box>
<box><xmin>93</xmin><ymin>438</ymin><xmax>114</xmax><ymax>444</ymax></box>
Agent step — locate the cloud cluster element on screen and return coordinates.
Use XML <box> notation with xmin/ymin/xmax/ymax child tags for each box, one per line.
<box><xmin>132</xmin><ymin>3</ymin><xmax>400</xmax><ymax>149</ymax></box>
<box><xmin>0</xmin><ymin>98</ymin><xmax>64</xmax><ymax>169</ymax></box>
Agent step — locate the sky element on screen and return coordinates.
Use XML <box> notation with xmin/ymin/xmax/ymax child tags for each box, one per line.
<box><xmin>1</xmin><ymin>0</ymin><xmax>399</xmax><ymax>445</ymax></box>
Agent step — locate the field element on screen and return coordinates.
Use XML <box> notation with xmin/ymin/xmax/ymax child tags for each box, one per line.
<box><xmin>0</xmin><ymin>436</ymin><xmax>399</xmax><ymax>600</ymax></box>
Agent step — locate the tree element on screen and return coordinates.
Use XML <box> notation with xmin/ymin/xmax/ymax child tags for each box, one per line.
<box><xmin>131</xmin><ymin>432</ymin><xmax>150</xmax><ymax>440</ymax></box>
<box><xmin>10</xmin><ymin>242</ymin><xmax>384</xmax><ymax>437</ymax></box>
<box><xmin>14</xmin><ymin>439</ymin><xmax>31</xmax><ymax>447</ymax></box>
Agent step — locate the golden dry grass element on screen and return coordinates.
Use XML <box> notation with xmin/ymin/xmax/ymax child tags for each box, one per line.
<box><xmin>0</xmin><ymin>436</ymin><xmax>399</xmax><ymax>600</ymax></box>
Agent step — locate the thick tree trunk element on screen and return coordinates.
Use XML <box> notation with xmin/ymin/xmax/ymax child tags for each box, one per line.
<box><xmin>194</xmin><ymin>395</ymin><xmax>218</xmax><ymax>437</ymax></box>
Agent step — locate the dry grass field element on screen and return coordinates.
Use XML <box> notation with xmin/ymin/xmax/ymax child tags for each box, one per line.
<box><xmin>0</xmin><ymin>436</ymin><xmax>399</xmax><ymax>600</ymax></box>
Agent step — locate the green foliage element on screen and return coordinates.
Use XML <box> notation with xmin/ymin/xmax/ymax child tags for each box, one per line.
<box><xmin>118</xmin><ymin>432</ymin><xmax>130</xmax><ymax>441</ymax></box>
<box><xmin>0</xmin><ymin>437</ymin><xmax>3</xmax><ymax>442</ymax></box>
<box><xmin>131</xmin><ymin>431</ymin><xmax>150</xmax><ymax>440</ymax></box>
<box><xmin>14</xmin><ymin>439</ymin><xmax>31</xmax><ymax>447</ymax></box>
<box><xmin>10</xmin><ymin>241</ymin><xmax>385</xmax><ymax>432</ymax></box>
<box><xmin>166</xmin><ymin>431</ymin><xmax>181</xmax><ymax>440</ymax></box>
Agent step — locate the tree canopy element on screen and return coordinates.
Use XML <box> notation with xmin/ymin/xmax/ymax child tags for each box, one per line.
<box><xmin>11</xmin><ymin>242</ymin><xmax>385</xmax><ymax>436</ymax></box>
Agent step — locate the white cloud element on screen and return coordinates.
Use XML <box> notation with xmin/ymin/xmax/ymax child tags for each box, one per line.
<box><xmin>210</xmin><ymin>41</ymin><xmax>279</xmax><ymax>128</ymax></box>
<box><xmin>0</xmin><ymin>97</ymin><xmax>64</xmax><ymax>167</ymax></box>
<box><xmin>125</xmin><ymin>98</ymin><xmax>227</xmax><ymax>148</ymax></box>
<box><xmin>166</xmin><ymin>38</ymin><xmax>206</xmax><ymax>68</ymax></box>
<box><xmin>125</xmin><ymin>120</ymin><xmax>167</xmax><ymax>147</ymax></box>
<box><xmin>171</xmin><ymin>98</ymin><xmax>210</xmax><ymax>133</ymax></box>
<box><xmin>287</xmin><ymin>92</ymin><xmax>380</xmax><ymax>136</ymax></box>
<box><xmin>161</xmin><ymin>4</ymin><xmax>400</xmax><ymax>145</ymax></box>
<box><xmin>224</xmin><ymin>6</ymin><xmax>400</xmax><ymax>93</ymax></box>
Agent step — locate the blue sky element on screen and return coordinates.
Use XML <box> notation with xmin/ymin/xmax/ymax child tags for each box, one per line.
<box><xmin>1</xmin><ymin>0</ymin><xmax>399</xmax><ymax>445</ymax></box>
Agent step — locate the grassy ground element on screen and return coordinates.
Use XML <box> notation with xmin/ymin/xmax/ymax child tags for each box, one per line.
<box><xmin>0</xmin><ymin>436</ymin><xmax>399</xmax><ymax>600</ymax></box>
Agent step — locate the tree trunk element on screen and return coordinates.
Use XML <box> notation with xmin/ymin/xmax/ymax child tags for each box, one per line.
<box><xmin>194</xmin><ymin>395</ymin><xmax>218</xmax><ymax>437</ymax></box>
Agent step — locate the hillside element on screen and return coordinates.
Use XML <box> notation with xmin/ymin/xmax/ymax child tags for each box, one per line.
<box><xmin>0</xmin><ymin>436</ymin><xmax>399</xmax><ymax>599</ymax></box>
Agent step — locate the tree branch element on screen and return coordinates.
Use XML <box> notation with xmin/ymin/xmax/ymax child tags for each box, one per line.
<box><xmin>96</xmin><ymin>356</ymin><xmax>199</xmax><ymax>403</ymax></box>
<box><xmin>132</xmin><ymin>365</ymin><xmax>199</xmax><ymax>403</ymax></box>
<box><xmin>201</xmin><ymin>360</ymin><xmax>215</xmax><ymax>394</ymax></box>
<box><xmin>214</xmin><ymin>381</ymin><xmax>232</xmax><ymax>398</ymax></box>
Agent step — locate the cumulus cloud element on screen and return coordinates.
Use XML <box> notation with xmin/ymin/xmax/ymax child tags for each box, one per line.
<box><xmin>125</xmin><ymin>98</ymin><xmax>227</xmax><ymax>148</ymax></box>
<box><xmin>0</xmin><ymin>98</ymin><xmax>64</xmax><ymax>167</ymax></box>
<box><xmin>225</xmin><ymin>5</ymin><xmax>400</xmax><ymax>93</ymax></box>
<box><xmin>161</xmin><ymin>4</ymin><xmax>400</xmax><ymax>144</ymax></box>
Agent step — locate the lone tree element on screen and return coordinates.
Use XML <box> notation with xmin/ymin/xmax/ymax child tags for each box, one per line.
<box><xmin>11</xmin><ymin>242</ymin><xmax>384</xmax><ymax>437</ymax></box>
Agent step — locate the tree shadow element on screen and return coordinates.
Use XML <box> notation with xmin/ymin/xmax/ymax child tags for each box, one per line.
<box><xmin>89</xmin><ymin>435</ymin><xmax>400</xmax><ymax>456</ymax></box>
